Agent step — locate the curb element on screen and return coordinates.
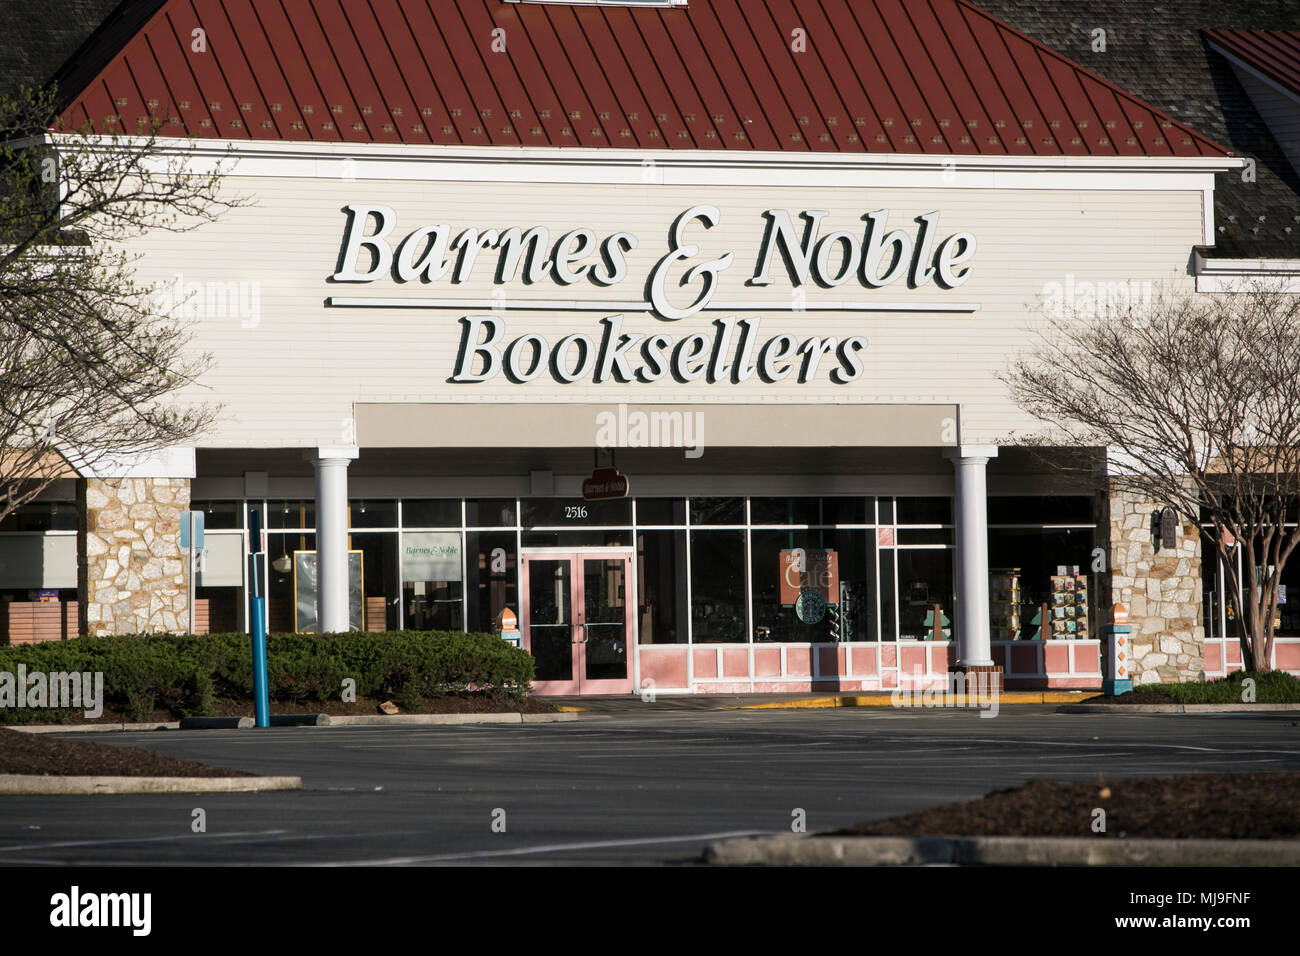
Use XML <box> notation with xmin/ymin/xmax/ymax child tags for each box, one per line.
<box><xmin>320</xmin><ymin>712</ymin><xmax>578</xmax><ymax>726</ymax></box>
<box><xmin>5</xmin><ymin>712</ymin><xmax>577</xmax><ymax>733</ymax></box>
<box><xmin>729</xmin><ymin>692</ymin><xmax>1090</xmax><ymax>710</ymax></box>
<box><xmin>704</xmin><ymin>833</ymin><xmax>1300</xmax><ymax>866</ymax></box>
<box><xmin>0</xmin><ymin>774</ymin><xmax>302</xmax><ymax>795</ymax></box>
<box><xmin>180</xmin><ymin>716</ymin><xmax>256</xmax><ymax>730</ymax></box>
<box><xmin>1058</xmin><ymin>703</ymin><xmax>1300</xmax><ymax>714</ymax></box>
<box><xmin>7</xmin><ymin>722</ymin><xmax>180</xmax><ymax>734</ymax></box>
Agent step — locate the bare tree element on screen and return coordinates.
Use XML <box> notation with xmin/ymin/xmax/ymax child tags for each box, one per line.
<box><xmin>0</xmin><ymin>85</ymin><xmax>237</xmax><ymax>523</ymax></box>
<box><xmin>1002</xmin><ymin>283</ymin><xmax>1300</xmax><ymax>674</ymax></box>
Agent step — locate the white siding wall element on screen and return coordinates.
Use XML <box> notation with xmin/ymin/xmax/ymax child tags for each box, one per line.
<box><xmin>121</xmin><ymin>170</ymin><xmax>1205</xmax><ymax>447</ymax></box>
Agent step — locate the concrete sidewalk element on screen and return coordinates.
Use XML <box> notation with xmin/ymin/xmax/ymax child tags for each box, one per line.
<box><xmin>544</xmin><ymin>690</ymin><xmax>1092</xmax><ymax>711</ymax></box>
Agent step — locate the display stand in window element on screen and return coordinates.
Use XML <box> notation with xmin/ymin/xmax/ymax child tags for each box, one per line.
<box><xmin>1047</xmin><ymin>568</ymin><xmax>1089</xmax><ymax>639</ymax></box>
<box><xmin>989</xmin><ymin>568</ymin><xmax>1021</xmax><ymax>640</ymax></box>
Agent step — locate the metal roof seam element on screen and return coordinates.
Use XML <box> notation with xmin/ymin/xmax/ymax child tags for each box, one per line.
<box><xmin>955</xmin><ymin>5</ymin><xmax>1034</xmax><ymax>154</ymax></box>
<box><xmin>887</xmin><ymin>0</ymin><xmax>964</xmax><ymax>153</ymax></box>
<box><xmin>822</xmin><ymin>0</ymin><xmax>910</xmax><ymax>152</ymax></box>
<box><xmin>605</xmin><ymin>6</ymin><xmax>678</xmax><ymax>148</ymax></box>
<box><xmin>909</xmin><ymin>0</ymin><xmax>997</xmax><ymax>155</ymax></box>
<box><xmin>676</xmin><ymin>0</ymin><xmax>774</xmax><ymax>149</ymax></box>
<box><xmin>716</xmin><ymin>0</ymin><xmax>821</xmax><ymax>151</ymax></box>
<box><xmin>440</xmin><ymin>0</ymin><xmax>516</xmax><ymax>147</ymax></box>
<box><xmin>660</xmin><ymin>0</ymin><xmax>740</xmax><ymax>148</ymax></box>
<box><xmin>805</xmin><ymin>0</ymin><xmax>892</xmax><ymax>152</ymax></box>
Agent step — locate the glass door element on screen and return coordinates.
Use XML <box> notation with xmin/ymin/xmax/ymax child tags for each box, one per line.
<box><xmin>522</xmin><ymin>550</ymin><xmax>633</xmax><ymax>695</ymax></box>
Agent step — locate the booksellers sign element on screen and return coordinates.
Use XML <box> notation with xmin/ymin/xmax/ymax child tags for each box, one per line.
<box><xmin>328</xmin><ymin>204</ymin><xmax>977</xmax><ymax>386</ymax></box>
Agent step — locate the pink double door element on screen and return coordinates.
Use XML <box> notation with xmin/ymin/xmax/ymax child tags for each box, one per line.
<box><xmin>521</xmin><ymin>550</ymin><xmax>635</xmax><ymax>695</ymax></box>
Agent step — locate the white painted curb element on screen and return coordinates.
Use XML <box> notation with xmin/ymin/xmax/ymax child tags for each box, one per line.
<box><xmin>705</xmin><ymin>834</ymin><xmax>1300</xmax><ymax>866</ymax></box>
<box><xmin>0</xmin><ymin>774</ymin><xmax>303</xmax><ymax>795</ymax></box>
<box><xmin>1059</xmin><ymin>703</ymin><xmax>1300</xmax><ymax>713</ymax></box>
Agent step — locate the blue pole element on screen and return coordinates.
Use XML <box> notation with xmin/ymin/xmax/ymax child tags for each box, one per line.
<box><xmin>249</xmin><ymin>510</ymin><xmax>270</xmax><ymax>729</ymax></box>
<box><xmin>251</xmin><ymin>595</ymin><xmax>269</xmax><ymax>727</ymax></box>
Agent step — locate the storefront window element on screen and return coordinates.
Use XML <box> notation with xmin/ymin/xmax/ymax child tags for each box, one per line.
<box><xmin>0</xmin><ymin>501</ymin><xmax>76</xmax><ymax>532</ymax></box>
<box><xmin>465</xmin><ymin>499</ymin><xmax>516</xmax><ymax>527</ymax></box>
<box><xmin>689</xmin><ymin>530</ymin><xmax>746</xmax><ymax>642</ymax></box>
<box><xmin>749</xmin><ymin>529</ymin><xmax>873</xmax><ymax>642</ymax></box>
<box><xmin>879</xmin><ymin>542</ymin><xmax>897</xmax><ymax>641</ymax></box>
<box><xmin>750</xmin><ymin>497</ymin><xmax>868</xmax><ymax>525</ymax></box>
<box><xmin>0</xmin><ymin>504</ymin><xmax>78</xmax><ymax>644</ymax></box>
<box><xmin>349</xmin><ymin>499</ymin><xmax>397</xmax><ymax>529</ymax></box>
<box><xmin>987</xmin><ymin>527</ymin><xmax>1097</xmax><ymax>639</ymax></box>
<box><xmin>636</xmin><ymin>498</ymin><xmax>687</xmax><ymax>525</ymax></box>
<box><xmin>265</xmin><ymin>500</ymin><xmax>314</xmax><ymax>530</ymax></box>
<box><xmin>1202</xmin><ymin>547</ymin><xmax>1230</xmax><ymax>640</ymax></box>
<box><xmin>404</xmin><ymin>499</ymin><xmax>461</xmax><ymax>527</ymax></box>
<box><xmin>690</xmin><ymin>497</ymin><xmax>743</xmax><ymax>525</ymax></box>
<box><xmin>351</xmin><ymin>531</ymin><xmax>399</xmax><ymax>631</ymax></box>
<box><xmin>987</xmin><ymin>496</ymin><xmax>1094</xmax><ymax>524</ymax></box>
<box><xmin>267</xmin><ymin>532</ymin><xmax>313</xmax><ymax>632</ymax></box>
<box><xmin>195</xmin><ymin>529</ymin><xmax>245</xmax><ymax>633</ymax></box>
<box><xmin>636</xmin><ymin>530</ymin><xmax>688</xmax><ymax>643</ymax></box>
<box><xmin>877</xmin><ymin>498</ymin><xmax>895</xmax><ymax>524</ymax></box>
<box><xmin>401</xmin><ymin>530</ymin><xmax>463</xmax><ymax>631</ymax></box>
<box><xmin>521</xmin><ymin>497</ymin><xmax>631</xmax><ymax>526</ymax></box>
<box><xmin>895</xmin><ymin>548</ymin><xmax>955</xmax><ymax>640</ymax></box>
<box><xmin>896</xmin><ymin>528</ymin><xmax>953</xmax><ymax>545</ymax></box>
<box><xmin>465</xmin><ymin>531</ymin><xmax>517</xmax><ymax>633</ymax></box>
<box><xmin>191</xmin><ymin>500</ymin><xmax>242</xmax><ymax>530</ymax></box>
<box><xmin>895</xmin><ymin>497</ymin><xmax>952</xmax><ymax>524</ymax></box>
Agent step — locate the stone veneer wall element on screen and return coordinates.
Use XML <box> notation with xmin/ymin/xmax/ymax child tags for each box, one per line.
<box><xmin>77</xmin><ymin>478</ymin><xmax>191</xmax><ymax>636</ymax></box>
<box><xmin>1102</xmin><ymin>481</ymin><xmax>1204</xmax><ymax>684</ymax></box>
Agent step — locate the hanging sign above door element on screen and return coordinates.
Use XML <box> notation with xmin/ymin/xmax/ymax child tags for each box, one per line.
<box><xmin>582</xmin><ymin>467</ymin><xmax>630</xmax><ymax>501</ymax></box>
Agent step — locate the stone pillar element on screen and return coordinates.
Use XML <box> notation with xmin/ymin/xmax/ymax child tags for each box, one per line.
<box><xmin>1102</xmin><ymin>481</ymin><xmax>1204</xmax><ymax>684</ymax></box>
<box><xmin>78</xmin><ymin>477</ymin><xmax>190</xmax><ymax>635</ymax></box>
<box><xmin>945</xmin><ymin>445</ymin><xmax>998</xmax><ymax>669</ymax></box>
<box><xmin>307</xmin><ymin>446</ymin><xmax>358</xmax><ymax>633</ymax></box>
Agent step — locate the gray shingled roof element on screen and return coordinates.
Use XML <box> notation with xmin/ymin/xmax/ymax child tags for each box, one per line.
<box><xmin>972</xmin><ymin>0</ymin><xmax>1300</xmax><ymax>258</ymax></box>
<box><xmin>0</xmin><ymin>0</ymin><xmax>129</xmax><ymax>99</ymax></box>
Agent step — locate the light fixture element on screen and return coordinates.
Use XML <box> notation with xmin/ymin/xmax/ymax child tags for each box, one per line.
<box><xmin>272</xmin><ymin>536</ymin><xmax>291</xmax><ymax>574</ymax></box>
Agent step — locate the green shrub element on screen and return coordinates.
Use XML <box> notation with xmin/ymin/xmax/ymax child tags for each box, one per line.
<box><xmin>0</xmin><ymin>631</ymin><xmax>534</xmax><ymax>722</ymax></box>
<box><xmin>1144</xmin><ymin>669</ymin><xmax>1300</xmax><ymax>704</ymax></box>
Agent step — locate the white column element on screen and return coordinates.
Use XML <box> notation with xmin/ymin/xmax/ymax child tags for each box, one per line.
<box><xmin>306</xmin><ymin>446</ymin><xmax>358</xmax><ymax>633</ymax></box>
<box><xmin>944</xmin><ymin>445</ymin><xmax>998</xmax><ymax>667</ymax></box>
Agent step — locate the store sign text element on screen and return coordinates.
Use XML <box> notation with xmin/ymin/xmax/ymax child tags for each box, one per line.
<box><xmin>330</xmin><ymin>204</ymin><xmax>976</xmax><ymax>385</ymax></box>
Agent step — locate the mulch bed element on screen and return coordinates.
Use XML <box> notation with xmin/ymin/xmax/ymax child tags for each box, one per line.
<box><xmin>0</xmin><ymin>727</ymin><xmax>252</xmax><ymax>778</ymax></box>
<box><xmin>1084</xmin><ymin>690</ymin><xmax>1180</xmax><ymax>704</ymax></box>
<box><xmin>836</xmin><ymin>773</ymin><xmax>1300</xmax><ymax>840</ymax></box>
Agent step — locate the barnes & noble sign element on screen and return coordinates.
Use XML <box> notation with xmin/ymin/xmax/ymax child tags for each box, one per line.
<box><xmin>327</xmin><ymin>204</ymin><xmax>977</xmax><ymax>386</ymax></box>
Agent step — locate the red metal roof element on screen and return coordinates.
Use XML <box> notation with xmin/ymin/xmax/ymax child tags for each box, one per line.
<box><xmin>55</xmin><ymin>0</ymin><xmax>1229</xmax><ymax>157</ymax></box>
<box><xmin>1203</xmin><ymin>29</ymin><xmax>1300</xmax><ymax>99</ymax></box>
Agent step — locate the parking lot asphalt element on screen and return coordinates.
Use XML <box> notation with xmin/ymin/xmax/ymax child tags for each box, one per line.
<box><xmin>2</xmin><ymin>707</ymin><xmax>1297</xmax><ymax>865</ymax></box>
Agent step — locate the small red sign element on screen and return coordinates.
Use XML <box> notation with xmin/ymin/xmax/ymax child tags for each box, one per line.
<box><xmin>779</xmin><ymin>549</ymin><xmax>839</xmax><ymax>606</ymax></box>
<box><xmin>582</xmin><ymin>467</ymin><xmax>629</xmax><ymax>501</ymax></box>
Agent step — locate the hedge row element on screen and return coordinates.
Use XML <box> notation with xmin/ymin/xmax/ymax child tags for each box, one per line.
<box><xmin>1145</xmin><ymin>669</ymin><xmax>1300</xmax><ymax>704</ymax></box>
<box><xmin>0</xmin><ymin>631</ymin><xmax>534</xmax><ymax>723</ymax></box>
